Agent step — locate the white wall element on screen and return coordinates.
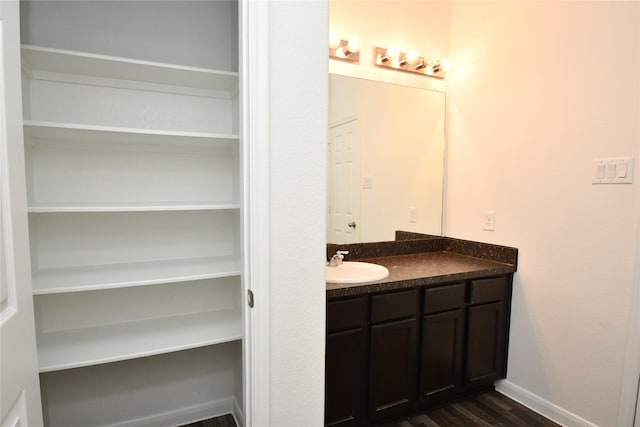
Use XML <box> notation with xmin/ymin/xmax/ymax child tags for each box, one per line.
<box><xmin>447</xmin><ymin>2</ymin><xmax>640</xmax><ymax>426</ymax></box>
<box><xmin>268</xmin><ymin>1</ymin><xmax>328</xmax><ymax>426</ymax></box>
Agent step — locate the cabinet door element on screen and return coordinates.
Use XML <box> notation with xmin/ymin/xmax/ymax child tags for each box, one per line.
<box><xmin>369</xmin><ymin>318</ymin><xmax>417</xmax><ymax>421</ymax></box>
<box><xmin>325</xmin><ymin>328</ymin><xmax>366</xmax><ymax>427</ymax></box>
<box><xmin>421</xmin><ymin>309</ymin><xmax>464</xmax><ymax>401</ymax></box>
<box><xmin>466</xmin><ymin>302</ymin><xmax>506</xmax><ymax>385</ymax></box>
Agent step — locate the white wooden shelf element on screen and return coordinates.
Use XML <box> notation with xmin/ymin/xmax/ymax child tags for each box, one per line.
<box><xmin>24</xmin><ymin>121</ymin><xmax>240</xmax><ymax>207</ymax></box>
<box><xmin>28</xmin><ymin>202</ymin><xmax>240</xmax><ymax>213</ymax></box>
<box><xmin>32</xmin><ymin>256</ymin><xmax>241</xmax><ymax>295</ymax></box>
<box><xmin>21</xmin><ymin>45</ymin><xmax>239</xmax><ymax>93</ymax></box>
<box><xmin>23</xmin><ymin>121</ymin><xmax>239</xmax><ymax>148</ymax></box>
<box><xmin>36</xmin><ymin>308</ymin><xmax>242</xmax><ymax>372</ymax></box>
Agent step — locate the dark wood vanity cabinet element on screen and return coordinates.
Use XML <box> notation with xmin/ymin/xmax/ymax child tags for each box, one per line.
<box><xmin>420</xmin><ymin>283</ymin><xmax>466</xmax><ymax>402</ymax></box>
<box><xmin>325</xmin><ymin>274</ymin><xmax>512</xmax><ymax>426</ymax></box>
<box><xmin>465</xmin><ymin>276</ymin><xmax>510</xmax><ymax>385</ymax></box>
<box><xmin>466</xmin><ymin>302</ymin><xmax>506</xmax><ymax>384</ymax></box>
<box><xmin>420</xmin><ymin>277</ymin><xmax>510</xmax><ymax>403</ymax></box>
<box><xmin>325</xmin><ymin>297</ymin><xmax>367</xmax><ymax>426</ymax></box>
<box><xmin>369</xmin><ymin>290</ymin><xmax>419</xmax><ymax>421</ymax></box>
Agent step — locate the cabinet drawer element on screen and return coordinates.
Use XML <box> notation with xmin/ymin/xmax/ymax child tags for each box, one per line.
<box><xmin>371</xmin><ymin>289</ymin><xmax>418</xmax><ymax>323</ymax></box>
<box><xmin>469</xmin><ymin>277</ymin><xmax>507</xmax><ymax>304</ymax></box>
<box><xmin>327</xmin><ymin>297</ymin><xmax>365</xmax><ymax>333</ymax></box>
<box><xmin>424</xmin><ymin>283</ymin><xmax>465</xmax><ymax>314</ymax></box>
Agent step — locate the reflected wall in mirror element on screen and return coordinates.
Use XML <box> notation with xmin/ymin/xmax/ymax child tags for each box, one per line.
<box><xmin>327</xmin><ymin>74</ymin><xmax>445</xmax><ymax>244</ymax></box>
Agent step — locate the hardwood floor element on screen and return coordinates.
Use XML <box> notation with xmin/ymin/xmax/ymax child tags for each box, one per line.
<box><xmin>380</xmin><ymin>391</ymin><xmax>560</xmax><ymax>427</ymax></box>
<box><xmin>181</xmin><ymin>391</ymin><xmax>559</xmax><ymax>427</ymax></box>
<box><xmin>182</xmin><ymin>414</ymin><xmax>237</xmax><ymax>427</ymax></box>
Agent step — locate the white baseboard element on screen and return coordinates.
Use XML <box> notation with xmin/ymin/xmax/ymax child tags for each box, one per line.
<box><xmin>232</xmin><ymin>399</ymin><xmax>245</xmax><ymax>427</ymax></box>
<box><xmin>496</xmin><ymin>380</ymin><xmax>597</xmax><ymax>427</ymax></box>
<box><xmin>105</xmin><ymin>397</ymin><xmax>237</xmax><ymax>427</ymax></box>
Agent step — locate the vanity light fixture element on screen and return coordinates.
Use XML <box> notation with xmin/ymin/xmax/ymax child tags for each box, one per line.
<box><xmin>374</xmin><ymin>46</ymin><xmax>448</xmax><ymax>79</ymax></box>
<box><xmin>329</xmin><ymin>34</ymin><xmax>361</xmax><ymax>63</ymax></box>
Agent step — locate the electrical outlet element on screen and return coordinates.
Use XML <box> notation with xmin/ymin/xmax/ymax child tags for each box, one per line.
<box><xmin>483</xmin><ymin>211</ymin><xmax>496</xmax><ymax>231</ymax></box>
<box><xmin>409</xmin><ymin>207</ymin><xmax>417</xmax><ymax>223</ymax></box>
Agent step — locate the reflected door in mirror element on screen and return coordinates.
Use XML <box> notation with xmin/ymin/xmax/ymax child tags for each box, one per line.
<box><xmin>328</xmin><ymin>117</ymin><xmax>360</xmax><ymax>244</ymax></box>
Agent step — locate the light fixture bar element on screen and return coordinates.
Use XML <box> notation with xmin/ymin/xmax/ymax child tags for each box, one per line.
<box><xmin>329</xmin><ymin>37</ymin><xmax>360</xmax><ymax>63</ymax></box>
<box><xmin>374</xmin><ymin>47</ymin><xmax>447</xmax><ymax>79</ymax></box>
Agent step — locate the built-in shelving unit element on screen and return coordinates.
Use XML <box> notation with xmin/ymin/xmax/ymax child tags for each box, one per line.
<box><xmin>20</xmin><ymin>1</ymin><xmax>243</xmax><ymax>425</ymax></box>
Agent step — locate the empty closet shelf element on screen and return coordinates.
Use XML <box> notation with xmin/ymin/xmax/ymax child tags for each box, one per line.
<box><xmin>28</xmin><ymin>202</ymin><xmax>240</xmax><ymax>213</ymax></box>
<box><xmin>21</xmin><ymin>45</ymin><xmax>239</xmax><ymax>92</ymax></box>
<box><xmin>32</xmin><ymin>257</ymin><xmax>241</xmax><ymax>295</ymax></box>
<box><xmin>36</xmin><ymin>308</ymin><xmax>242</xmax><ymax>372</ymax></box>
<box><xmin>23</xmin><ymin>121</ymin><xmax>239</xmax><ymax>147</ymax></box>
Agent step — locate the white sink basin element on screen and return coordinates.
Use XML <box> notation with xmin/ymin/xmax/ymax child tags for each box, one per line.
<box><xmin>326</xmin><ymin>261</ymin><xmax>389</xmax><ymax>284</ymax></box>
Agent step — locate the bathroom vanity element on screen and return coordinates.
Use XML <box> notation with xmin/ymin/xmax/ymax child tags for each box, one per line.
<box><xmin>325</xmin><ymin>235</ymin><xmax>518</xmax><ymax>426</ymax></box>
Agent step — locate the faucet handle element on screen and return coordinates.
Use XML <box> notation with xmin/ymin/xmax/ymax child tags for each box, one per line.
<box><xmin>327</xmin><ymin>250</ymin><xmax>349</xmax><ymax>266</ymax></box>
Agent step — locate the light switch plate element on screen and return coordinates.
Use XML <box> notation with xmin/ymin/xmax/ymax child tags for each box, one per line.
<box><xmin>593</xmin><ymin>157</ymin><xmax>634</xmax><ymax>184</ymax></box>
<box><xmin>361</xmin><ymin>175</ymin><xmax>373</xmax><ymax>189</ymax></box>
<box><xmin>483</xmin><ymin>211</ymin><xmax>496</xmax><ymax>231</ymax></box>
<box><xmin>409</xmin><ymin>207</ymin><xmax>417</xmax><ymax>223</ymax></box>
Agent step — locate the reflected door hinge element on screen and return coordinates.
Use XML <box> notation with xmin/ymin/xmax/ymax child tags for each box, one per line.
<box><xmin>247</xmin><ymin>290</ymin><xmax>254</xmax><ymax>308</ymax></box>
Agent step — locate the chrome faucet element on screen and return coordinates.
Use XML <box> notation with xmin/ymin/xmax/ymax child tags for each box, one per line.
<box><xmin>327</xmin><ymin>250</ymin><xmax>349</xmax><ymax>267</ymax></box>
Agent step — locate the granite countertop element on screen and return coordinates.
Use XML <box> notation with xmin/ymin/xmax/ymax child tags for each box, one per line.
<box><xmin>326</xmin><ymin>245</ymin><xmax>517</xmax><ymax>299</ymax></box>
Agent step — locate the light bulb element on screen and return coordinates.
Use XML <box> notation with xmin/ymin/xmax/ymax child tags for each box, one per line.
<box><xmin>345</xmin><ymin>38</ymin><xmax>360</xmax><ymax>54</ymax></box>
<box><xmin>405</xmin><ymin>50</ymin><xmax>420</xmax><ymax>65</ymax></box>
<box><xmin>441</xmin><ymin>58</ymin><xmax>450</xmax><ymax>69</ymax></box>
<box><xmin>386</xmin><ymin>47</ymin><xmax>400</xmax><ymax>60</ymax></box>
<box><xmin>329</xmin><ymin>33</ymin><xmax>341</xmax><ymax>49</ymax></box>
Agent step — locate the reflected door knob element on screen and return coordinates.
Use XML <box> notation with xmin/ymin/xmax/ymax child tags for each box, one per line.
<box><xmin>348</xmin><ymin>221</ymin><xmax>357</xmax><ymax>229</ymax></box>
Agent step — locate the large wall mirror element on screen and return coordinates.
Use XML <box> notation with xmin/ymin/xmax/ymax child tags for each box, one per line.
<box><xmin>327</xmin><ymin>74</ymin><xmax>446</xmax><ymax>244</ymax></box>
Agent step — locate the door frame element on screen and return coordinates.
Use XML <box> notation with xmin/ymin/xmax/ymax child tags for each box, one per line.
<box><xmin>618</xmin><ymin>162</ymin><xmax>640</xmax><ymax>426</ymax></box>
<box><xmin>240</xmin><ymin>0</ymin><xmax>270</xmax><ymax>425</ymax></box>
